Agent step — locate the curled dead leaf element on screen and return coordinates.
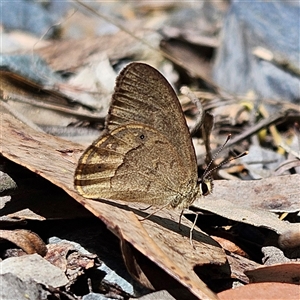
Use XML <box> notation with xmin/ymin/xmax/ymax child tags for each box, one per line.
<box><xmin>245</xmin><ymin>262</ymin><xmax>300</xmax><ymax>284</ymax></box>
<box><xmin>0</xmin><ymin>229</ymin><xmax>47</xmax><ymax>256</ymax></box>
<box><xmin>278</xmin><ymin>229</ymin><xmax>300</xmax><ymax>249</ymax></box>
<box><xmin>211</xmin><ymin>235</ymin><xmax>249</xmax><ymax>258</ymax></box>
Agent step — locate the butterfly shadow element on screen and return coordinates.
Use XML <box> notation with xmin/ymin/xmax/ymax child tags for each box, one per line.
<box><xmin>96</xmin><ymin>198</ymin><xmax>220</xmax><ymax>249</ymax></box>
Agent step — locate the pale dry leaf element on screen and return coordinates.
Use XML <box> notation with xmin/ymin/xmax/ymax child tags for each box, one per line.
<box><xmin>36</xmin><ymin>30</ymin><xmax>161</xmax><ymax>73</ymax></box>
<box><xmin>195</xmin><ymin>197</ymin><xmax>299</xmax><ymax>236</ymax></box>
<box><xmin>213</xmin><ymin>103</ymin><xmax>250</xmax><ymax>126</ymax></box>
<box><xmin>66</xmin><ymin>53</ymin><xmax>116</xmax><ymax>111</ymax></box>
<box><xmin>4</xmin><ymin>30</ymin><xmax>50</xmax><ymax>51</ymax></box>
<box><xmin>7</xmin><ymin>209</ymin><xmax>46</xmax><ymax>221</ymax></box>
<box><xmin>215</xmin><ymin>175</ymin><xmax>299</xmax><ymax>212</ymax></box>
<box><xmin>193</xmin><ymin>174</ymin><xmax>300</xmax><ymax>236</ymax></box>
<box><xmin>1</xmin><ymin>71</ymin><xmax>88</xmax><ymax>127</ymax></box>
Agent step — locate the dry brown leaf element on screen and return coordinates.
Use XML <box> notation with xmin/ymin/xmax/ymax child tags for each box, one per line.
<box><xmin>279</xmin><ymin>229</ymin><xmax>300</xmax><ymax>249</ymax></box>
<box><xmin>45</xmin><ymin>241</ymin><xmax>97</xmax><ymax>272</ymax></box>
<box><xmin>1</xmin><ymin>71</ymin><xmax>100</xmax><ymax>125</ymax></box>
<box><xmin>275</xmin><ymin>159</ymin><xmax>300</xmax><ymax>176</ymax></box>
<box><xmin>1</xmin><ymin>102</ymin><xmax>221</xmax><ymax>299</ymax></box>
<box><xmin>225</xmin><ymin>252</ymin><xmax>261</xmax><ymax>284</ymax></box>
<box><xmin>211</xmin><ymin>236</ymin><xmax>249</xmax><ymax>258</ymax></box>
<box><xmin>245</xmin><ymin>262</ymin><xmax>300</xmax><ymax>284</ymax></box>
<box><xmin>36</xmin><ymin>31</ymin><xmax>161</xmax><ymax>73</ymax></box>
<box><xmin>0</xmin><ymin>229</ymin><xmax>47</xmax><ymax>256</ymax></box>
<box><xmin>2</xmin><ymin>101</ymin><xmax>299</xmax><ymax>298</ymax></box>
<box><xmin>78</xmin><ymin>199</ymin><xmax>221</xmax><ymax>299</ymax></box>
<box><xmin>160</xmin><ymin>39</ymin><xmax>213</xmax><ymax>81</ymax></box>
<box><xmin>45</xmin><ymin>242</ymin><xmax>97</xmax><ymax>287</ymax></box>
<box><xmin>218</xmin><ymin>282</ymin><xmax>300</xmax><ymax>300</ymax></box>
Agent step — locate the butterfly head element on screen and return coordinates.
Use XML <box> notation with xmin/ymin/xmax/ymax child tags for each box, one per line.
<box><xmin>199</xmin><ymin>176</ymin><xmax>213</xmax><ymax>197</ymax></box>
<box><xmin>198</xmin><ymin>134</ymin><xmax>247</xmax><ymax>198</ymax></box>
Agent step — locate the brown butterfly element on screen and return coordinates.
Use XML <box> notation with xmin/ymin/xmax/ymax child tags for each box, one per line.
<box><xmin>74</xmin><ymin>62</ymin><xmax>212</xmax><ymax>215</ymax></box>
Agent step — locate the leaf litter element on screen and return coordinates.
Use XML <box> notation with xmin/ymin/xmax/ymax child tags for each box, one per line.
<box><xmin>1</xmin><ymin>1</ymin><xmax>300</xmax><ymax>299</ymax></box>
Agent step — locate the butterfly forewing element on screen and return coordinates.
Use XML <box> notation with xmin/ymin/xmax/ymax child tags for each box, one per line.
<box><xmin>107</xmin><ymin>63</ymin><xmax>198</xmax><ymax>179</ymax></box>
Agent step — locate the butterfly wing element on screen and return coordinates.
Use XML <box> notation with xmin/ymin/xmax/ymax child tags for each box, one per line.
<box><xmin>74</xmin><ymin>124</ymin><xmax>199</xmax><ymax>208</ymax></box>
<box><xmin>106</xmin><ymin>63</ymin><xmax>198</xmax><ymax>181</ymax></box>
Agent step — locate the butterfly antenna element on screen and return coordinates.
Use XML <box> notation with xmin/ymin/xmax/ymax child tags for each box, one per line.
<box><xmin>202</xmin><ymin>134</ymin><xmax>248</xmax><ymax>179</ymax></box>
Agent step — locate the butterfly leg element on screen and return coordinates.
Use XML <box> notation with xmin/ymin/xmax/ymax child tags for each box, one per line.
<box><xmin>190</xmin><ymin>212</ymin><xmax>199</xmax><ymax>249</ymax></box>
<box><xmin>138</xmin><ymin>203</ymin><xmax>169</xmax><ymax>221</ymax></box>
<box><xmin>178</xmin><ymin>210</ymin><xmax>184</xmax><ymax>232</ymax></box>
<box><xmin>139</xmin><ymin>205</ymin><xmax>153</xmax><ymax>211</ymax></box>
<box><xmin>179</xmin><ymin>209</ymin><xmax>198</xmax><ymax>248</ymax></box>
